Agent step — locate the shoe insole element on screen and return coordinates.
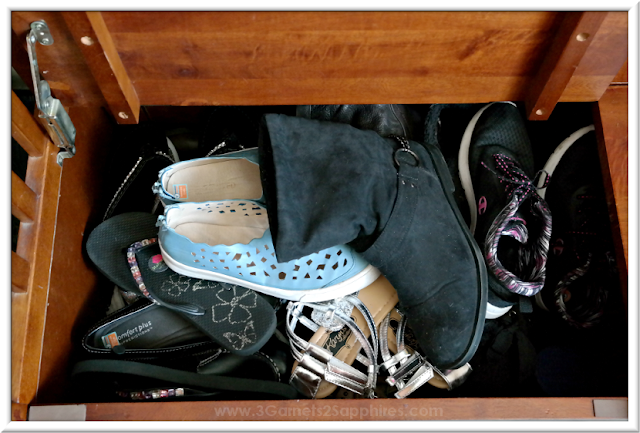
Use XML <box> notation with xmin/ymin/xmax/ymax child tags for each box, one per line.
<box><xmin>165</xmin><ymin>159</ymin><xmax>262</xmax><ymax>202</ymax></box>
<box><xmin>296</xmin><ymin>275</ymin><xmax>399</xmax><ymax>399</ymax></box>
<box><xmin>89</xmin><ymin>302</ymin><xmax>206</xmax><ymax>350</ymax></box>
<box><xmin>168</xmin><ymin>201</ymin><xmax>269</xmax><ymax>246</ymax></box>
<box><xmin>174</xmin><ymin>222</ymin><xmax>267</xmax><ymax>247</ymax></box>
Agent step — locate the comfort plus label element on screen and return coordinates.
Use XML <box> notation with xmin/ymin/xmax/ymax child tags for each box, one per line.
<box><xmin>101</xmin><ymin>321</ymin><xmax>154</xmax><ymax>348</ymax></box>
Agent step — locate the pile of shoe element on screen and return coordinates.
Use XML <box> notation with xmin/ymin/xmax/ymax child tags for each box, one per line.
<box><xmin>72</xmin><ymin>102</ymin><xmax>620</xmax><ymax>402</ymax></box>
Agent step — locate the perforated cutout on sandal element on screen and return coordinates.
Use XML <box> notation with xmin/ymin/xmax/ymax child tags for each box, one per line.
<box><xmin>160</xmin><ymin>199</ymin><xmax>376</xmax><ymax>294</ymax></box>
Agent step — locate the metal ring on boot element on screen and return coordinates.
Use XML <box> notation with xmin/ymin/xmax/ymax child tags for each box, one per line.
<box><xmin>390</xmin><ymin>135</ymin><xmax>420</xmax><ymax>167</ymax></box>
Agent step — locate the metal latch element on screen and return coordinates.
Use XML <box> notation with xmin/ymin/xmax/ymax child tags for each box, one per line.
<box><xmin>26</xmin><ymin>20</ymin><xmax>77</xmax><ymax>166</ymax></box>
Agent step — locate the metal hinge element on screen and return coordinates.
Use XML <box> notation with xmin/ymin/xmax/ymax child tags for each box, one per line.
<box><xmin>26</xmin><ymin>20</ymin><xmax>77</xmax><ymax>166</ymax></box>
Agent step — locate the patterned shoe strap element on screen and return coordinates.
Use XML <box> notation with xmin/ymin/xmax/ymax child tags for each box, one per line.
<box><xmin>127</xmin><ymin>238</ymin><xmax>205</xmax><ymax>315</ymax></box>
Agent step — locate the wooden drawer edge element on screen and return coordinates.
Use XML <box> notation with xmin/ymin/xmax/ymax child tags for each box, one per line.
<box><xmin>24</xmin><ymin>397</ymin><xmax>628</xmax><ymax>421</ymax></box>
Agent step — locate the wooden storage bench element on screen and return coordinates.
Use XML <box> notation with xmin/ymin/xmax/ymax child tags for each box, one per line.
<box><xmin>10</xmin><ymin>11</ymin><xmax>629</xmax><ymax>422</ymax></box>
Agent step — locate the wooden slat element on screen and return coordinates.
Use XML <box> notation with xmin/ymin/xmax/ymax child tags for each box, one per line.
<box><xmin>12</xmin><ymin>95</ymin><xmax>63</xmax><ymax>404</ymax></box>
<box><xmin>561</xmin><ymin>12</ymin><xmax>628</xmax><ymax>101</ymax></box>
<box><xmin>11</xmin><ymin>251</ymin><xmax>30</xmax><ymax>294</ymax></box>
<box><xmin>61</xmin><ymin>12</ymin><xmax>139</xmax><ymax>124</ymax></box>
<box><xmin>11</xmin><ymin>91</ymin><xmax>47</xmax><ymax>157</ymax></box>
<box><xmin>525</xmin><ymin>12</ymin><xmax>608</xmax><ymax>120</ymax></box>
<box><xmin>11</xmin><ymin>171</ymin><xmax>37</xmax><ymax>223</ymax></box>
<box><xmin>75</xmin><ymin>397</ymin><xmax>627</xmax><ymax>421</ymax></box>
<box><xmin>592</xmin><ymin>85</ymin><xmax>628</xmax><ymax>309</ymax></box>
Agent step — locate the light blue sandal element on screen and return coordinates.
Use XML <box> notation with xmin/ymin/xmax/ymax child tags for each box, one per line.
<box><xmin>157</xmin><ymin>200</ymin><xmax>380</xmax><ymax>302</ymax></box>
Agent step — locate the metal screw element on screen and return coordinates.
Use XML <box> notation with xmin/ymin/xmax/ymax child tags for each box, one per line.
<box><xmin>81</xmin><ymin>36</ymin><xmax>94</xmax><ymax>46</ymax></box>
<box><xmin>535</xmin><ymin>109</ymin><xmax>545</xmax><ymax>116</ymax></box>
<box><xmin>118</xmin><ymin>112</ymin><xmax>129</xmax><ymax>119</ymax></box>
<box><xmin>576</xmin><ymin>33</ymin><xmax>590</xmax><ymax>42</ymax></box>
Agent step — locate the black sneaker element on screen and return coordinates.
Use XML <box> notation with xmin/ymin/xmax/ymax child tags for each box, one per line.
<box><xmin>459</xmin><ymin>102</ymin><xmax>552</xmax><ymax>317</ymax></box>
<box><xmin>534</xmin><ymin>126</ymin><xmax>615</xmax><ymax>328</ymax></box>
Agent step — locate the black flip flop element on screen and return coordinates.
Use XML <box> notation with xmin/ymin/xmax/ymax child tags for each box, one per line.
<box><xmin>86</xmin><ymin>212</ymin><xmax>277</xmax><ymax>355</ymax></box>
<box><xmin>71</xmin><ymin>358</ymin><xmax>299</xmax><ymax>401</ymax></box>
<box><xmin>82</xmin><ymin>298</ymin><xmax>220</xmax><ymax>369</ymax></box>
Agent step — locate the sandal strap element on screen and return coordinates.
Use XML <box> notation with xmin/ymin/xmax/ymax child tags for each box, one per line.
<box><xmin>285</xmin><ymin>297</ymin><xmax>379</xmax><ymax>398</ymax></box>
<box><xmin>379</xmin><ymin>308</ymin><xmax>435</xmax><ymax>399</ymax></box>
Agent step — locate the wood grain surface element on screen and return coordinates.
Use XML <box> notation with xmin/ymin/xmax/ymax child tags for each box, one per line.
<box><xmin>11</xmin><ymin>252</ymin><xmax>30</xmax><ymax>294</ymax></box>
<box><xmin>12</xmin><ymin>11</ymin><xmax>106</xmax><ymax>108</ymax></box>
<box><xmin>13</xmin><ymin>11</ymin><xmax>627</xmax><ymax>111</ymax></box>
<box><xmin>11</xmin><ymin>171</ymin><xmax>37</xmax><ymax>223</ymax></box>
<box><xmin>33</xmin><ymin>106</ymin><xmax>116</xmax><ymax>404</ymax></box>
<box><xmin>12</xmin><ymin>402</ymin><xmax>29</xmax><ymax>421</ymax></box>
<box><xmin>561</xmin><ymin>12</ymin><xmax>627</xmax><ymax>100</ymax></box>
<box><xmin>74</xmin><ymin>397</ymin><xmax>627</xmax><ymax>421</ymax></box>
<box><xmin>524</xmin><ymin>12</ymin><xmax>607</xmax><ymax>120</ymax></box>
<box><xmin>593</xmin><ymin>85</ymin><xmax>628</xmax><ymax>308</ymax></box>
<box><xmin>612</xmin><ymin>60</ymin><xmax>628</xmax><ymax>84</ymax></box>
<box><xmin>103</xmin><ymin>11</ymin><xmax>561</xmax><ymax>106</ymax></box>
<box><xmin>11</xmin><ymin>91</ymin><xmax>47</xmax><ymax>157</ymax></box>
<box><xmin>11</xmin><ymin>100</ymin><xmax>62</xmax><ymax>404</ymax></box>
<box><xmin>62</xmin><ymin>12</ymin><xmax>140</xmax><ymax>123</ymax></box>
<box><xmin>12</xmin><ymin>28</ymin><xmax>34</xmax><ymax>93</ymax></box>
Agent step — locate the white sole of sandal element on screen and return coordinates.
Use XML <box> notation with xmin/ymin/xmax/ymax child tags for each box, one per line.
<box><xmin>159</xmin><ymin>243</ymin><xmax>381</xmax><ymax>302</ymax></box>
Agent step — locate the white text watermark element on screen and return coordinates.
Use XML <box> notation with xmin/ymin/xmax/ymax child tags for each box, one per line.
<box><xmin>212</xmin><ymin>404</ymin><xmax>444</xmax><ymax>420</ymax></box>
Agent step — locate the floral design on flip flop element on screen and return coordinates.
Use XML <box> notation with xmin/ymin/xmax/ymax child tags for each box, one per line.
<box><xmin>211</xmin><ymin>286</ymin><xmax>257</xmax><ymax>324</ymax></box>
<box><xmin>192</xmin><ymin>279</ymin><xmax>222</xmax><ymax>292</ymax></box>
<box><xmin>223</xmin><ymin>321</ymin><xmax>257</xmax><ymax>350</ymax></box>
<box><xmin>160</xmin><ymin>274</ymin><xmax>192</xmax><ymax>297</ymax></box>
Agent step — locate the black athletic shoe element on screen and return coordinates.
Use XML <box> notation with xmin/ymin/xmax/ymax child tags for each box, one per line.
<box><xmin>459</xmin><ymin>102</ymin><xmax>552</xmax><ymax>317</ymax></box>
<box><xmin>534</xmin><ymin>126</ymin><xmax>615</xmax><ymax>328</ymax></box>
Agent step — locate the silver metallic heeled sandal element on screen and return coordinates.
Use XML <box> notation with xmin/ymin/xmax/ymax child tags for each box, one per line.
<box><xmin>286</xmin><ymin>295</ymin><xmax>379</xmax><ymax>399</ymax></box>
<box><xmin>379</xmin><ymin>308</ymin><xmax>473</xmax><ymax>398</ymax></box>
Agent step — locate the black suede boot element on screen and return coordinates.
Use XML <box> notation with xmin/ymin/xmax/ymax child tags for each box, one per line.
<box><xmin>259</xmin><ymin>114</ymin><xmax>487</xmax><ymax>369</ymax></box>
